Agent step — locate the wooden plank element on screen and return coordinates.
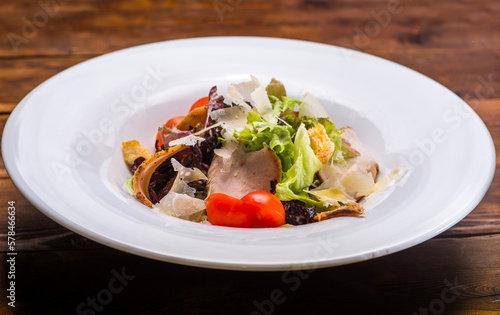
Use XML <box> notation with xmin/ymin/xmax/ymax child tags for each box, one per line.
<box><xmin>0</xmin><ymin>0</ymin><xmax>499</xmax><ymax>57</ymax></box>
<box><xmin>0</xmin><ymin>103</ymin><xmax>16</xmax><ymax>113</ymax></box>
<box><xmin>0</xmin><ymin>51</ymin><xmax>499</xmax><ymax>105</ymax></box>
<box><xmin>0</xmin><ymin>56</ymin><xmax>88</xmax><ymax>104</ymax></box>
<box><xmin>0</xmin><ymin>234</ymin><xmax>499</xmax><ymax>313</ymax></box>
<box><xmin>0</xmin><ymin>114</ymin><xmax>8</xmax><ymax>178</ymax></box>
<box><xmin>359</xmin><ymin>52</ymin><xmax>500</xmax><ymax>101</ymax></box>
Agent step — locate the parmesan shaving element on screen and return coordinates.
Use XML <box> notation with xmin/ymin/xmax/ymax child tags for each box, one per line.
<box><xmin>340</xmin><ymin>161</ymin><xmax>376</xmax><ymax>198</ymax></box>
<box><xmin>315</xmin><ymin>163</ymin><xmax>345</xmax><ymax>190</ymax></box>
<box><xmin>361</xmin><ymin>163</ymin><xmax>410</xmax><ymax>209</ymax></box>
<box><xmin>152</xmin><ymin>158</ymin><xmax>207</xmax><ymax>221</ymax></box>
<box><xmin>167</xmin><ymin>122</ymin><xmax>222</xmax><ymax>147</ymax></box>
<box><xmin>250</xmin><ymin>77</ymin><xmax>275</xmax><ymax>123</ymax></box>
<box><xmin>210</xmin><ymin>105</ymin><xmax>250</xmax><ymax>135</ymax></box>
<box><xmin>224</xmin><ymin>84</ymin><xmax>252</xmax><ymax>109</ymax></box>
<box><xmin>232</xmin><ymin>79</ymin><xmax>255</xmax><ymax>104</ymax></box>
<box><xmin>214</xmin><ymin>138</ymin><xmax>244</xmax><ymax>173</ymax></box>
<box><xmin>168</xmin><ymin>135</ymin><xmax>205</xmax><ymax>147</ymax></box>
<box><xmin>307</xmin><ymin>188</ymin><xmax>354</xmax><ymax>206</ymax></box>
<box><xmin>299</xmin><ymin>92</ymin><xmax>330</xmax><ymax>119</ymax></box>
<box><xmin>153</xmin><ymin>192</ymin><xmax>206</xmax><ymax>219</ymax></box>
<box><xmin>171</xmin><ymin>158</ymin><xmax>207</xmax><ymax>183</ymax></box>
<box><xmin>213</xmin><ymin>134</ymin><xmax>240</xmax><ymax>159</ymax></box>
<box><xmin>223</xmin><ymin>75</ymin><xmax>276</xmax><ymax>124</ymax></box>
<box><xmin>374</xmin><ymin>163</ymin><xmax>409</xmax><ymax>191</ymax></box>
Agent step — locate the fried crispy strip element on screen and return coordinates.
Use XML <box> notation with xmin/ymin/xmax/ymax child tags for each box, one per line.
<box><xmin>133</xmin><ymin>105</ymin><xmax>210</xmax><ymax>207</ymax></box>
<box><xmin>132</xmin><ymin>144</ymin><xmax>189</xmax><ymax>208</ymax></box>
<box><xmin>314</xmin><ymin>202</ymin><xmax>365</xmax><ymax>222</ymax></box>
<box><xmin>122</xmin><ymin>140</ymin><xmax>152</xmax><ymax>167</ymax></box>
<box><xmin>176</xmin><ymin>105</ymin><xmax>208</xmax><ymax>131</ymax></box>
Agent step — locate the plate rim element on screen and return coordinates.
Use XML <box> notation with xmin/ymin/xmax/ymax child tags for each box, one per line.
<box><xmin>2</xmin><ymin>36</ymin><xmax>497</xmax><ymax>271</ymax></box>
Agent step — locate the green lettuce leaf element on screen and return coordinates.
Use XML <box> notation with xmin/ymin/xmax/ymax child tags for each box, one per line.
<box><xmin>269</xmin><ymin>95</ymin><xmax>301</xmax><ymax>117</ymax></box>
<box><xmin>234</xmin><ymin>115</ymin><xmax>296</xmax><ymax>172</ymax></box>
<box><xmin>275</xmin><ymin>124</ymin><xmax>324</xmax><ymax>207</ymax></box>
<box><xmin>125</xmin><ymin>177</ymin><xmax>134</xmax><ymax>193</ymax></box>
<box><xmin>278</xmin><ymin>110</ymin><xmax>355</xmax><ymax>165</ymax></box>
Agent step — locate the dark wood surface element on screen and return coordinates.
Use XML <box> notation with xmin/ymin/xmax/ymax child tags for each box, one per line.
<box><xmin>1</xmin><ymin>0</ymin><xmax>499</xmax><ymax>314</ymax></box>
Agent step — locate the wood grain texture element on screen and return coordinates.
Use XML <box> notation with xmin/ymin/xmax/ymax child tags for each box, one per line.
<box><xmin>0</xmin><ymin>235</ymin><xmax>499</xmax><ymax>314</ymax></box>
<box><xmin>0</xmin><ymin>52</ymin><xmax>498</xmax><ymax>104</ymax></box>
<box><xmin>0</xmin><ymin>0</ymin><xmax>499</xmax><ymax>57</ymax></box>
<box><xmin>0</xmin><ymin>0</ymin><xmax>499</xmax><ymax>314</ymax></box>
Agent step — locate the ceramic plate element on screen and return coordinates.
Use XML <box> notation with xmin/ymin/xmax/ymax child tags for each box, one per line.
<box><xmin>2</xmin><ymin>37</ymin><xmax>495</xmax><ymax>271</ymax></box>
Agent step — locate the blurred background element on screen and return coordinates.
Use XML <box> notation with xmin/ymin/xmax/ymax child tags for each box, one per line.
<box><xmin>1</xmin><ymin>0</ymin><xmax>499</xmax><ymax>314</ymax></box>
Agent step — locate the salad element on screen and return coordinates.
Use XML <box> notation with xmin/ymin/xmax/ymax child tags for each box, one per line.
<box><xmin>122</xmin><ymin>76</ymin><xmax>382</xmax><ymax>228</ymax></box>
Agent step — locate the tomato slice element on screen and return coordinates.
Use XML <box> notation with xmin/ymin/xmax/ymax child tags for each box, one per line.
<box><xmin>155</xmin><ymin>116</ymin><xmax>185</xmax><ymax>150</ymax></box>
<box><xmin>241</xmin><ymin>191</ymin><xmax>285</xmax><ymax>227</ymax></box>
<box><xmin>189</xmin><ymin>96</ymin><xmax>209</xmax><ymax>112</ymax></box>
<box><xmin>206</xmin><ymin>193</ymin><xmax>256</xmax><ymax>228</ymax></box>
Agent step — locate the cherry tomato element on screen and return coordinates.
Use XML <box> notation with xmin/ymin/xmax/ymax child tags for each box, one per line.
<box><xmin>155</xmin><ymin>116</ymin><xmax>185</xmax><ymax>149</ymax></box>
<box><xmin>165</xmin><ymin>115</ymin><xmax>185</xmax><ymax>128</ymax></box>
<box><xmin>241</xmin><ymin>191</ymin><xmax>285</xmax><ymax>227</ymax></box>
<box><xmin>189</xmin><ymin>96</ymin><xmax>209</xmax><ymax>112</ymax></box>
<box><xmin>206</xmin><ymin>193</ymin><xmax>256</xmax><ymax>228</ymax></box>
<box><xmin>156</xmin><ymin>97</ymin><xmax>207</xmax><ymax>149</ymax></box>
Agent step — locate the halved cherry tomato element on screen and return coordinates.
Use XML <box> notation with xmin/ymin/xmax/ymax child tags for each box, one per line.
<box><xmin>155</xmin><ymin>115</ymin><xmax>185</xmax><ymax>149</ymax></box>
<box><xmin>206</xmin><ymin>193</ymin><xmax>256</xmax><ymax>228</ymax></box>
<box><xmin>189</xmin><ymin>96</ymin><xmax>209</xmax><ymax>112</ymax></box>
<box><xmin>165</xmin><ymin>115</ymin><xmax>185</xmax><ymax>128</ymax></box>
<box><xmin>206</xmin><ymin>191</ymin><xmax>285</xmax><ymax>228</ymax></box>
<box><xmin>241</xmin><ymin>191</ymin><xmax>285</xmax><ymax>227</ymax></box>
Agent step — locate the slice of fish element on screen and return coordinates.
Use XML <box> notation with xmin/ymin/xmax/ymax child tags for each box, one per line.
<box><xmin>207</xmin><ymin>144</ymin><xmax>282</xmax><ymax>199</ymax></box>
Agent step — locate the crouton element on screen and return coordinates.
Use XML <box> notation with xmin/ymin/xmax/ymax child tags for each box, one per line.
<box><xmin>122</xmin><ymin>140</ymin><xmax>152</xmax><ymax>167</ymax></box>
<box><xmin>307</xmin><ymin>123</ymin><xmax>334</xmax><ymax>164</ymax></box>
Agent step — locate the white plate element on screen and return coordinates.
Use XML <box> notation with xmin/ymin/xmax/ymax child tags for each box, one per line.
<box><xmin>2</xmin><ymin>37</ymin><xmax>495</xmax><ymax>271</ymax></box>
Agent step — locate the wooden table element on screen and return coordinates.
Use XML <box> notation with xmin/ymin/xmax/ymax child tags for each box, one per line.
<box><xmin>1</xmin><ymin>1</ymin><xmax>499</xmax><ymax>314</ymax></box>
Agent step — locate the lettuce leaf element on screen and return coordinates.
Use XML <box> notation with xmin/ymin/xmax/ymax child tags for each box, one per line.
<box><xmin>275</xmin><ymin>124</ymin><xmax>324</xmax><ymax>208</ymax></box>
<box><xmin>233</xmin><ymin>92</ymin><xmax>354</xmax><ymax>210</ymax></box>
<box><xmin>234</xmin><ymin>113</ymin><xmax>296</xmax><ymax>172</ymax></box>
<box><xmin>317</xmin><ymin>117</ymin><xmax>353</xmax><ymax>164</ymax></box>
<box><xmin>279</xmin><ymin>110</ymin><xmax>355</xmax><ymax>165</ymax></box>
<box><xmin>269</xmin><ymin>95</ymin><xmax>300</xmax><ymax>116</ymax></box>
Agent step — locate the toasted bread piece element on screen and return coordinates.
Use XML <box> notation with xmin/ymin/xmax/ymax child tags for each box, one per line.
<box><xmin>122</xmin><ymin>140</ymin><xmax>152</xmax><ymax>168</ymax></box>
<box><xmin>314</xmin><ymin>202</ymin><xmax>364</xmax><ymax>222</ymax></box>
<box><xmin>176</xmin><ymin>105</ymin><xmax>208</xmax><ymax>131</ymax></box>
<box><xmin>307</xmin><ymin>123</ymin><xmax>335</xmax><ymax>164</ymax></box>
